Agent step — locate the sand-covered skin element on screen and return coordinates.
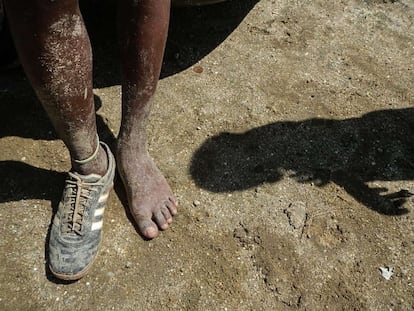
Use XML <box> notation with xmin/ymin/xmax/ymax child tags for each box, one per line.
<box><xmin>1</xmin><ymin>0</ymin><xmax>413</xmax><ymax>309</ymax></box>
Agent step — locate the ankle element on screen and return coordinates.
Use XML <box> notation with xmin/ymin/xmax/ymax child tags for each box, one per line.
<box><xmin>117</xmin><ymin>137</ymin><xmax>148</xmax><ymax>156</ymax></box>
<box><xmin>72</xmin><ymin>146</ymin><xmax>108</xmax><ymax>176</ymax></box>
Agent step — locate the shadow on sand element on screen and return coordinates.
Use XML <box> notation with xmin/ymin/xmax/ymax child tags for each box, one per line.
<box><xmin>190</xmin><ymin>108</ymin><xmax>414</xmax><ymax>215</ymax></box>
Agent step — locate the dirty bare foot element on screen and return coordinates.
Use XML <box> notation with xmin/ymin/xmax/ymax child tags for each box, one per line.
<box><xmin>116</xmin><ymin>145</ymin><xmax>178</xmax><ymax>239</ymax></box>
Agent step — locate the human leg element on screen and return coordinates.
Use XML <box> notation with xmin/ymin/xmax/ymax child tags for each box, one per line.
<box><xmin>4</xmin><ymin>0</ymin><xmax>106</xmax><ymax>175</ymax></box>
<box><xmin>4</xmin><ymin>0</ymin><xmax>115</xmax><ymax>279</ymax></box>
<box><xmin>117</xmin><ymin>0</ymin><xmax>177</xmax><ymax>239</ymax></box>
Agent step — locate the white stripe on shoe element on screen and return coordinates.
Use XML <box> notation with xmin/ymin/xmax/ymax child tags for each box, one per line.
<box><xmin>94</xmin><ymin>207</ymin><xmax>105</xmax><ymax>217</ymax></box>
<box><xmin>91</xmin><ymin>220</ymin><xmax>103</xmax><ymax>231</ymax></box>
<box><xmin>98</xmin><ymin>192</ymin><xmax>109</xmax><ymax>203</ymax></box>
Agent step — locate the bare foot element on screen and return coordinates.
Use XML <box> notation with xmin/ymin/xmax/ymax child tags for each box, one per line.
<box><xmin>116</xmin><ymin>146</ymin><xmax>178</xmax><ymax>239</ymax></box>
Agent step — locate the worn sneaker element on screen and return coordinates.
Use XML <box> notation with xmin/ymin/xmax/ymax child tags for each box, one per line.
<box><xmin>48</xmin><ymin>142</ymin><xmax>115</xmax><ymax>280</ymax></box>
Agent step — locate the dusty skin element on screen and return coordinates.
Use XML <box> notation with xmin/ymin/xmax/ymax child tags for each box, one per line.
<box><xmin>1</xmin><ymin>0</ymin><xmax>414</xmax><ymax>310</ymax></box>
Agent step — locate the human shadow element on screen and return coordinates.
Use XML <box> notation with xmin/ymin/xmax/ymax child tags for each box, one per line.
<box><xmin>190</xmin><ymin>107</ymin><xmax>414</xmax><ymax>215</ymax></box>
<box><xmin>0</xmin><ymin>69</ymin><xmax>57</xmax><ymax>140</ymax></box>
<box><xmin>0</xmin><ymin>160</ymin><xmax>64</xmax><ymax>204</ymax></box>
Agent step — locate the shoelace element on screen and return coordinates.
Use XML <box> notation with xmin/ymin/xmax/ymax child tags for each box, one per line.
<box><xmin>63</xmin><ymin>176</ymin><xmax>104</xmax><ymax>236</ymax></box>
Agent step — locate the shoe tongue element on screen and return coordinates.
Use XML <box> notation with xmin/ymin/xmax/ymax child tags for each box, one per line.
<box><xmin>69</xmin><ymin>171</ymin><xmax>102</xmax><ymax>183</ymax></box>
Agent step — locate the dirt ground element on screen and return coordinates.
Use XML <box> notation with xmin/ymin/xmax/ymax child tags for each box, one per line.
<box><xmin>1</xmin><ymin>0</ymin><xmax>414</xmax><ymax>310</ymax></box>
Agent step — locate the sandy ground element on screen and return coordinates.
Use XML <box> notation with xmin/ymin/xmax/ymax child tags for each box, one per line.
<box><xmin>1</xmin><ymin>0</ymin><xmax>414</xmax><ymax>310</ymax></box>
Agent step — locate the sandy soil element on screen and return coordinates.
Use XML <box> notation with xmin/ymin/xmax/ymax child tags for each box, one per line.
<box><xmin>1</xmin><ymin>0</ymin><xmax>414</xmax><ymax>310</ymax></box>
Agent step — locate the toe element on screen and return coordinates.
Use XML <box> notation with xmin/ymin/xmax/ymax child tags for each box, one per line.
<box><xmin>161</xmin><ymin>205</ymin><xmax>173</xmax><ymax>224</ymax></box>
<box><xmin>136</xmin><ymin>217</ymin><xmax>159</xmax><ymax>239</ymax></box>
<box><xmin>153</xmin><ymin>210</ymin><xmax>169</xmax><ymax>230</ymax></box>
<box><xmin>168</xmin><ymin>197</ymin><xmax>178</xmax><ymax>215</ymax></box>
